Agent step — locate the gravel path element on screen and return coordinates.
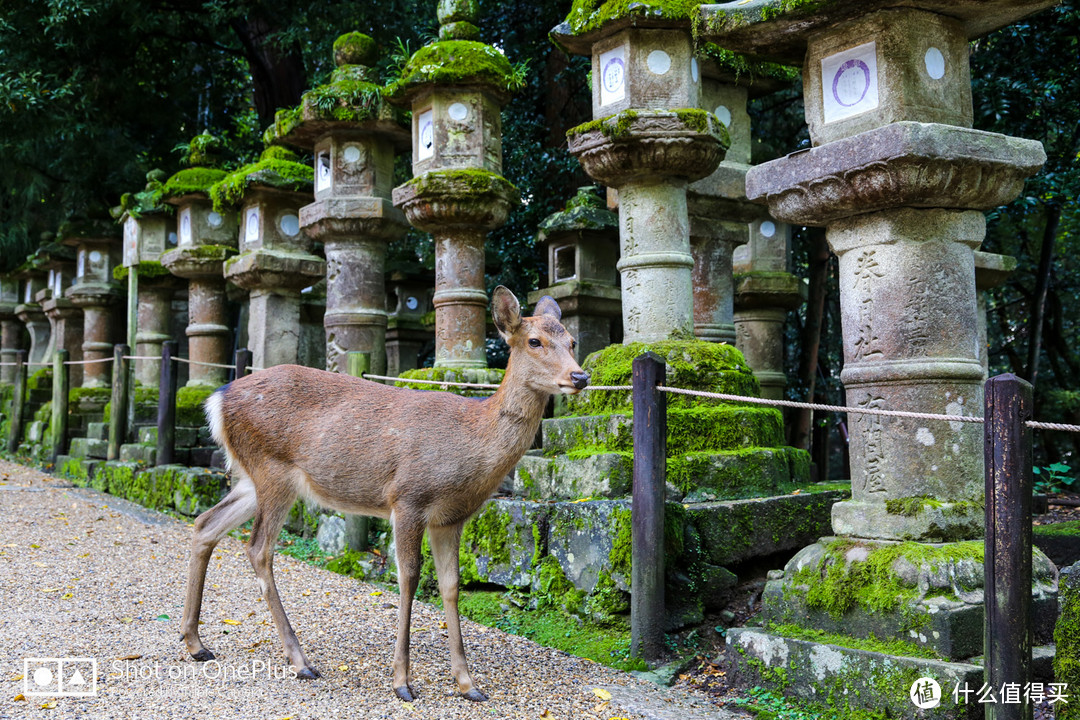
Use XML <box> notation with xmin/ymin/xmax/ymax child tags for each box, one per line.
<box><xmin>0</xmin><ymin>460</ymin><xmax>737</xmax><ymax>720</ymax></box>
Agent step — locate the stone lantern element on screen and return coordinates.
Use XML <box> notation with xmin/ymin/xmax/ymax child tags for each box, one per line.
<box><xmin>274</xmin><ymin>32</ymin><xmax>410</xmax><ymax>375</ymax></box>
<box><xmin>34</xmin><ymin>242</ymin><xmax>83</xmax><ymax>387</ymax></box>
<box><xmin>689</xmin><ymin>48</ymin><xmax>801</xmax><ymax>368</ymax></box>
<box><xmin>214</xmin><ymin>147</ymin><xmax>323</xmax><ymax>370</ymax></box>
<box><xmin>385</xmin><ymin>272</ymin><xmax>435</xmax><ymax>376</ymax></box>
<box><xmin>526</xmin><ymin>186</ymin><xmax>620</xmax><ymax>362</ymax></box>
<box><xmin>973</xmin><ymin>251</ymin><xmax>1016</xmax><ymax>379</ymax></box>
<box><xmin>159</xmin><ymin>134</ymin><xmax>237</xmax><ymax>387</ymax></box>
<box><xmin>13</xmin><ymin>266</ymin><xmax>49</xmax><ymax>369</ymax></box>
<box><xmin>60</xmin><ymin>221</ymin><xmax>122</xmax><ymax>388</ymax></box>
<box><xmin>698</xmin><ymin>0</ymin><xmax>1057</xmax><ymax>706</ymax></box>
<box><xmin>0</xmin><ymin>275</ymin><xmax>24</xmax><ymax>384</ymax></box>
<box><xmin>389</xmin><ymin>1</ymin><xmax>520</xmax><ymax>376</ymax></box>
<box><xmin>552</xmin><ymin>4</ymin><xmax>729</xmax><ymax>344</ymax></box>
<box><xmin>118</xmin><ymin>170</ymin><xmax>180</xmax><ymax>387</ymax></box>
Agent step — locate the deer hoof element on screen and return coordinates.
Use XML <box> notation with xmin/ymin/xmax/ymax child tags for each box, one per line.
<box><xmin>190</xmin><ymin>649</ymin><xmax>215</xmax><ymax>662</ymax></box>
<box><xmin>295</xmin><ymin>666</ymin><xmax>321</xmax><ymax>680</ymax></box>
<box><xmin>394</xmin><ymin>685</ymin><xmax>417</xmax><ymax>702</ymax></box>
<box><xmin>462</xmin><ymin>688</ymin><xmax>489</xmax><ymax>702</ymax></box>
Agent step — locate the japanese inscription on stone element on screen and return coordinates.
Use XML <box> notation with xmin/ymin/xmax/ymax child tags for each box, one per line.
<box><xmin>822</xmin><ymin>41</ymin><xmax>878</xmax><ymax>124</ymax></box>
<box><xmin>851</xmin><ymin>249</ymin><xmax>884</xmax><ymax>361</ymax></box>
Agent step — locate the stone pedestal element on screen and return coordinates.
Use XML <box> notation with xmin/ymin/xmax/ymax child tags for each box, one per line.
<box><xmin>14</xmin><ymin>271</ymin><xmax>49</xmax><ymax>368</ymax></box>
<box><xmin>41</xmin><ymin>297</ymin><xmax>84</xmax><ymax>388</ymax></box>
<box><xmin>276</xmin><ymin>34</ymin><xmax>411</xmax><ymax>375</ymax></box>
<box><xmin>61</xmin><ymin>233</ymin><xmax>122</xmax><ymax>389</ymax></box>
<box><xmin>0</xmin><ymin>277</ymin><xmax>25</xmax><ymax>384</ymax></box>
<box><xmin>133</xmin><ymin>278</ymin><xmax>178</xmax><ymax>387</ymax></box>
<box><xmin>554</xmin><ymin>16</ymin><xmax>728</xmax><ymax>344</ymax></box>
<box><xmin>527</xmin><ymin>187</ymin><xmax>621</xmax><ymax>362</ymax></box>
<box><xmin>389</xmin><ymin>11</ymin><xmax>520</xmax><ymax>371</ymax></box>
<box><xmin>385</xmin><ymin>276</ymin><xmax>433</xmax><ymax>376</ymax></box>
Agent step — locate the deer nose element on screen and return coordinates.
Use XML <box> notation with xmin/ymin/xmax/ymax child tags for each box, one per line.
<box><xmin>571</xmin><ymin>371</ymin><xmax>590</xmax><ymax>390</ymax></box>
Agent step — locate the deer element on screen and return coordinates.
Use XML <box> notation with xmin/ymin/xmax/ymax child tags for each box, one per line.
<box><xmin>179</xmin><ymin>286</ymin><xmax>588</xmax><ymax>702</ymax></box>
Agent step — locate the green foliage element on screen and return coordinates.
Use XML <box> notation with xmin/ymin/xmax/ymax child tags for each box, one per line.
<box><xmin>388</xmin><ymin>40</ymin><xmax>526</xmax><ymax>95</ymax></box>
<box><xmin>208</xmin><ymin>148</ymin><xmax>314</xmax><ymax>212</ymax></box>
<box><xmin>560</xmin><ymin>0</ymin><xmax>701</xmax><ymax>37</ymax></box>
<box><xmin>161</xmin><ymin>168</ymin><xmax>229</xmax><ymax>201</ymax></box>
<box><xmin>1033</xmin><ymin>462</ymin><xmax>1075</xmax><ymax>494</ymax></box>
<box><xmin>113</xmin><ymin>261</ymin><xmax>172</xmax><ymax>282</ymax></box>
<box><xmin>176</xmin><ymin>385</ymin><xmax>215</xmax><ymax>427</ymax></box>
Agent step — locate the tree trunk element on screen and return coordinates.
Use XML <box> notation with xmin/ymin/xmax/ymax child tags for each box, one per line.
<box><xmin>229</xmin><ymin>14</ymin><xmax>307</xmax><ymax>129</ymax></box>
<box><xmin>1025</xmin><ymin>202</ymin><xmax>1062</xmax><ymax>387</ymax></box>
<box><xmin>788</xmin><ymin>227</ymin><xmax>829</xmax><ymax>450</ymax></box>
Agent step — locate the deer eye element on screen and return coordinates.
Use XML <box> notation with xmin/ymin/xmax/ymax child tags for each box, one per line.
<box><xmin>570</xmin><ymin>340</ymin><xmax>577</xmax><ymax>350</ymax></box>
<box><xmin>528</xmin><ymin>338</ymin><xmax>542</xmax><ymax>348</ymax></box>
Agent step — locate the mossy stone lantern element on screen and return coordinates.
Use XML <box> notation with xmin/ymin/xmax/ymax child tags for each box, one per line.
<box><xmin>697</xmin><ymin>0</ymin><xmax>1057</xmax><ymax>698</ymax></box>
<box><xmin>0</xmin><ymin>274</ymin><xmax>23</xmax><ymax>384</ymax></box>
<box><xmin>526</xmin><ymin>186</ymin><xmax>621</xmax><ymax>362</ymax></box>
<box><xmin>214</xmin><ymin>146</ymin><xmax>323</xmax><ymax>370</ymax></box>
<box><xmin>33</xmin><ymin>240</ymin><xmax>83</xmax><ymax>387</ymax></box>
<box><xmin>390</xmin><ymin>1</ymin><xmax>521</xmax><ymax>374</ymax></box>
<box><xmin>13</xmin><ymin>264</ymin><xmax>49</xmax><ymax>368</ymax></box>
<box><xmin>118</xmin><ymin>170</ymin><xmax>180</xmax><ymax>388</ymax></box>
<box><xmin>61</xmin><ymin>219</ymin><xmax>122</xmax><ymax>388</ymax></box>
<box><xmin>274</xmin><ymin>32</ymin><xmax>410</xmax><ymax>375</ymax></box>
<box><xmin>385</xmin><ymin>271</ymin><xmax>435</xmax><ymax>376</ymax></box>
<box><xmin>160</xmin><ymin>133</ymin><xmax>238</xmax><ymax>387</ymax></box>
<box><xmin>552</xmin><ymin>0</ymin><xmax>729</xmax><ymax>343</ymax></box>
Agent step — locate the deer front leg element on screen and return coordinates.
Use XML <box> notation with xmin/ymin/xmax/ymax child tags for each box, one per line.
<box><xmin>429</xmin><ymin>522</ymin><xmax>487</xmax><ymax>701</ymax></box>
<box><xmin>246</xmin><ymin>484</ymin><xmax>319</xmax><ymax>679</ymax></box>
<box><xmin>392</xmin><ymin>510</ymin><xmax>425</xmax><ymax>701</ymax></box>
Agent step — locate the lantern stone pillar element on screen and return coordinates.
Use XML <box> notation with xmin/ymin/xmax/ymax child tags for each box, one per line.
<box><xmin>120</xmin><ymin>171</ymin><xmax>181</xmax><ymax>388</ymax></box>
<box><xmin>14</xmin><ymin>271</ymin><xmax>50</xmax><ymax>369</ymax></box>
<box><xmin>38</xmin><ymin>252</ymin><xmax>84</xmax><ymax>388</ymax></box>
<box><xmin>973</xmin><ymin>251</ymin><xmax>1015</xmax><ymax>380</ymax></box>
<box><xmin>160</xmin><ymin>137</ymin><xmax>237</xmax><ymax>387</ymax></box>
<box><xmin>0</xmin><ymin>276</ymin><xmax>24</xmax><ymax>384</ymax></box>
<box><xmin>62</xmin><ymin>230</ymin><xmax>122</xmax><ymax>389</ymax></box>
<box><xmin>390</xmin><ymin>3</ymin><xmax>519</xmax><ymax>375</ymax></box>
<box><xmin>552</xmin><ymin>10</ymin><xmax>728</xmax><ymax>344</ymax></box>
<box><xmin>526</xmin><ymin>187</ymin><xmax>621</xmax><ymax>362</ymax></box>
<box><xmin>274</xmin><ymin>33</ymin><xmax>411</xmax><ymax>375</ymax></box>
<box><xmin>216</xmin><ymin>148</ymin><xmax>323</xmax><ymax>370</ymax></box>
<box><xmin>697</xmin><ymin>0</ymin><xmax>1059</xmax><ymax>702</ymax></box>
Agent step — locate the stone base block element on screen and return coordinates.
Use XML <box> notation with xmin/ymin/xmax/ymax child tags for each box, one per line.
<box><xmin>174</xmin><ymin>426</ymin><xmax>198</xmax><ymax>448</ymax></box>
<box><xmin>138</xmin><ymin>426</ymin><xmax>158</xmax><ymax>445</ymax></box>
<box><xmin>69</xmin><ymin>437</ymin><xmax>107</xmax><ymax>460</ymax></box>
<box><xmin>1033</xmin><ymin>521</ymin><xmax>1080</xmax><ymax>568</ymax></box>
<box><xmin>832</xmin><ymin>499</ymin><xmax>985</xmax><ymax>543</ymax></box>
<box><xmin>763</xmin><ymin>537</ymin><xmax>1059</xmax><ymax>661</ymax></box>
<box><xmin>85</xmin><ymin>422</ymin><xmax>108</xmax><ymax>441</ymax></box>
<box><xmin>119</xmin><ymin>444</ymin><xmax>156</xmax><ymax>465</ymax></box>
<box><xmin>726</xmin><ymin>627</ymin><xmax>984</xmax><ymax>719</ymax></box>
<box><xmin>512</xmin><ymin>453</ymin><xmax>632</xmax><ymax>500</ymax></box>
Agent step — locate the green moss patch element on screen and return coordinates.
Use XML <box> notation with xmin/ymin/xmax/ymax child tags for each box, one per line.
<box><xmin>113</xmin><ymin>260</ymin><xmax>172</xmax><ymax>282</ymax></box>
<box><xmin>399</xmin><ymin>168</ymin><xmax>520</xmax><ymax>203</ymax></box>
<box><xmin>696</xmin><ymin>42</ymin><xmax>799</xmax><ymax>83</ymax></box>
<box><xmin>209</xmin><ymin>148</ymin><xmax>313</xmax><ymax>212</ymax></box>
<box><xmin>161</xmin><ymin>167</ymin><xmax>228</xmax><ymax>200</ymax></box>
<box><xmin>176</xmin><ymin>385</ymin><xmax>215</xmax><ymax>427</ymax></box>
<box><xmin>389</xmin><ymin>40</ymin><xmax>524</xmax><ymax>96</ymax></box>
<box><xmin>567</xmin><ymin>108</ymin><xmax>725</xmax><ymax>143</ymax></box>
<box><xmin>567</xmin><ymin>340</ymin><xmax>759</xmax><ymax>416</ymax></box>
<box><xmin>560</xmin><ymin>0</ymin><xmax>700</xmax><ymax>36</ymax></box>
<box><xmin>1055</xmin><ymin>573</ymin><xmax>1080</xmax><ymax>720</ymax></box>
<box><xmin>395</xmin><ymin>366</ymin><xmax>505</xmax><ymax>397</ymax></box>
<box><xmin>767</xmin><ymin>623</ymin><xmax>945</xmax><ymax>660</ymax></box>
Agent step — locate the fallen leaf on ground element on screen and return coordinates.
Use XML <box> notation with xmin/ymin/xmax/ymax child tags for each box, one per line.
<box><xmin>370</xmin><ymin>590</ymin><xmax>383</xmax><ymax>597</ymax></box>
<box><xmin>221</xmin><ymin>619</ymin><xmax>241</xmax><ymax>626</ymax></box>
<box><xmin>14</xmin><ymin>693</ymin><xmax>25</xmax><ymax>701</ymax></box>
<box><xmin>592</xmin><ymin>688</ymin><xmax>612</xmax><ymax>701</ymax></box>
<box><xmin>117</xmin><ymin>654</ymin><xmax>142</xmax><ymax>661</ymax></box>
<box><xmin>40</xmin><ymin>700</ymin><xmax>57</xmax><ymax>709</ymax></box>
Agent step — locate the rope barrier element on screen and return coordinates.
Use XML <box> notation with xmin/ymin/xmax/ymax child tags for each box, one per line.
<box><xmin>171</xmin><ymin>356</ymin><xmax>240</xmax><ymax>370</ymax></box>
<box><xmin>362</xmin><ymin>372</ymin><xmax>501</xmax><ymax>390</ymax></box>
<box><xmin>62</xmin><ymin>357</ymin><xmax>114</xmax><ymax>366</ymax></box>
<box><xmin>1027</xmin><ymin>420</ymin><xmax>1080</xmax><ymax>433</ymax></box>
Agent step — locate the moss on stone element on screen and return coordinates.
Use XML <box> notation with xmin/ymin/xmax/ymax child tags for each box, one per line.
<box><xmin>560</xmin><ymin>0</ymin><xmax>700</xmax><ymax>36</ymax></box>
<box><xmin>695</xmin><ymin>0</ymin><xmax>828</xmax><ymax>38</ymax></box>
<box><xmin>460</xmin><ymin>501</ymin><xmax>512</xmax><ymax>569</ymax></box>
<box><xmin>1055</xmin><ymin>571</ymin><xmax>1080</xmax><ymax>720</ymax></box>
<box><xmin>400</xmin><ymin>167</ymin><xmax>520</xmax><ymax>203</ymax></box>
<box><xmin>567</xmin><ymin>108</ymin><xmax>727</xmax><ymax>148</ymax></box>
<box><xmin>161</xmin><ymin>167</ymin><xmax>228</xmax><ymax>200</ymax></box>
<box><xmin>209</xmin><ymin>148</ymin><xmax>314</xmax><ymax>212</ymax></box>
<box><xmin>176</xmin><ymin>385</ymin><xmax>215</xmax><ymax>427</ymax></box>
<box><xmin>767</xmin><ymin>623</ymin><xmax>945</xmax><ymax>660</ymax></box>
<box><xmin>333</xmin><ymin>32</ymin><xmax>378</xmax><ymax>67</ymax></box>
<box><xmin>395</xmin><ymin>366</ymin><xmax>505</xmax><ymax>397</ymax></box>
<box><xmin>68</xmin><ymin>386</ymin><xmax>110</xmax><ymax>405</ymax></box>
<box><xmin>533</xmin><ymin>555</ymin><xmax>586</xmax><ymax>614</ymax></box>
<box><xmin>26</xmin><ymin>368</ymin><xmax>51</xmax><ymax>391</ymax></box>
<box><xmin>174</xmin><ymin>244</ymin><xmax>237</xmax><ymax>262</ymax></box>
<box><xmin>388</xmin><ymin>40</ymin><xmax>524</xmax><ymax>96</ymax></box>
<box><xmin>792</xmin><ymin>538</ymin><xmax>985</xmax><ymax>620</ymax></box>
<box><xmin>1036</xmin><ymin>520</ymin><xmax>1080</xmax><ymax>537</ymax></box>
<box><xmin>695</xmin><ymin>42</ymin><xmax>800</xmax><ymax>83</ymax></box>
<box><xmin>112</xmin><ymin>261</ymin><xmax>172</xmax><ymax>282</ymax></box>
<box><xmin>566</xmin><ymin>339</ymin><xmax>759</xmax><ymax>416</ymax></box>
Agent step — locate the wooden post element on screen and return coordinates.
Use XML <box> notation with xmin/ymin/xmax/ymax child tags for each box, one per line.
<box><xmin>50</xmin><ymin>350</ymin><xmax>70</xmax><ymax>463</ymax></box>
<box><xmin>235</xmin><ymin>348</ymin><xmax>252</xmax><ymax>379</ymax></box>
<box><xmin>7</xmin><ymin>350</ymin><xmax>27</xmax><ymax>455</ymax></box>
<box><xmin>984</xmin><ymin>373</ymin><xmax>1033</xmax><ymax>720</ymax></box>
<box><xmin>631</xmin><ymin>351</ymin><xmax>666</xmax><ymax>661</ymax></box>
<box><xmin>107</xmin><ymin>344</ymin><xmax>130</xmax><ymax>461</ymax></box>
<box><xmin>156</xmin><ymin>341</ymin><xmax>178</xmax><ymax>466</ymax></box>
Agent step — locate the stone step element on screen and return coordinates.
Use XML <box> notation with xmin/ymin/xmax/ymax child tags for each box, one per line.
<box><xmin>138</xmin><ymin>426</ymin><xmax>158</xmax><ymax>445</ymax></box>
<box><xmin>513</xmin><ymin>446</ymin><xmax>811</xmax><ymax>502</ymax></box>
<box><xmin>85</xmin><ymin>422</ymin><xmax>108</xmax><ymax>441</ymax></box>
<box><xmin>119</xmin><ymin>444</ymin><xmax>156</xmax><ymax>465</ymax></box>
<box><xmin>68</xmin><ymin>437</ymin><xmax>107</xmax><ymax>460</ymax></box>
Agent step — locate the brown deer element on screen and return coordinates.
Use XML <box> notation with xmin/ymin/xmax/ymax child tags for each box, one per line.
<box><xmin>179</xmin><ymin>287</ymin><xmax>588</xmax><ymax>702</ymax></box>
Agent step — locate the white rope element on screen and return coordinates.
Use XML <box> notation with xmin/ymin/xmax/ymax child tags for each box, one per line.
<box><xmin>657</xmin><ymin>385</ymin><xmax>984</xmax><ymax>424</ymax></box>
<box><xmin>362</xmin><ymin>372</ymin><xmax>500</xmax><ymax>390</ymax></box>
<box><xmin>1027</xmin><ymin>420</ymin><xmax>1080</xmax><ymax>433</ymax></box>
<box><xmin>171</xmin><ymin>356</ymin><xmax>238</xmax><ymax>370</ymax></box>
<box><xmin>122</xmin><ymin>355</ymin><xmax>160</xmax><ymax>361</ymax></box>
<box><xmin>62</xmin><ymin>357</ymin><xmax>114</xmax><ymax>366</ymax></box>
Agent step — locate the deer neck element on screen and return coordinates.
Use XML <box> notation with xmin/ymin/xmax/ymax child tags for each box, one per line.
<box><xmin>478</xmin><ymin>355</ymin><xmax>548</xmax><ymax>463</ymax></box>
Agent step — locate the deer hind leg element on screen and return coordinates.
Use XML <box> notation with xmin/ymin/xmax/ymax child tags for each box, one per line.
<box><xmin>244</xmin><ymin>467</ymin><xmax>315</xmax><ymax>678</ymax></box>
<box><xmin>181</xmin><ymin>474</ymin><xmax>258</xmax><ymax>661</ymax></box>
<box><xmin>429</xmin><ymin>522</ymin><xmax>487</xmax><ymax>702</ymax></box>
<box><xmin>391</xmin><ymin>508</ymin><xmax>425</xmax><ymax>701</ymax></box>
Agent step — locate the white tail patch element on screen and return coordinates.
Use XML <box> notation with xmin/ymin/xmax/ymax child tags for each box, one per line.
<box><xmin>205</xmin><ymin>390</ymin><xmax>235</xmax><ymax>474</ymax></box>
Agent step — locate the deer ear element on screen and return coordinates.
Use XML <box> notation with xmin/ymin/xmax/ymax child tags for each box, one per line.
<box><xmin>491</xmin><ymin>286</ymin><xmax>522</xmax><ymax>340</ymax></box>
<box><xmin>533</xmin><ymin>295</ymin><xmax>562</xmax><ymax>321</ymax></box>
